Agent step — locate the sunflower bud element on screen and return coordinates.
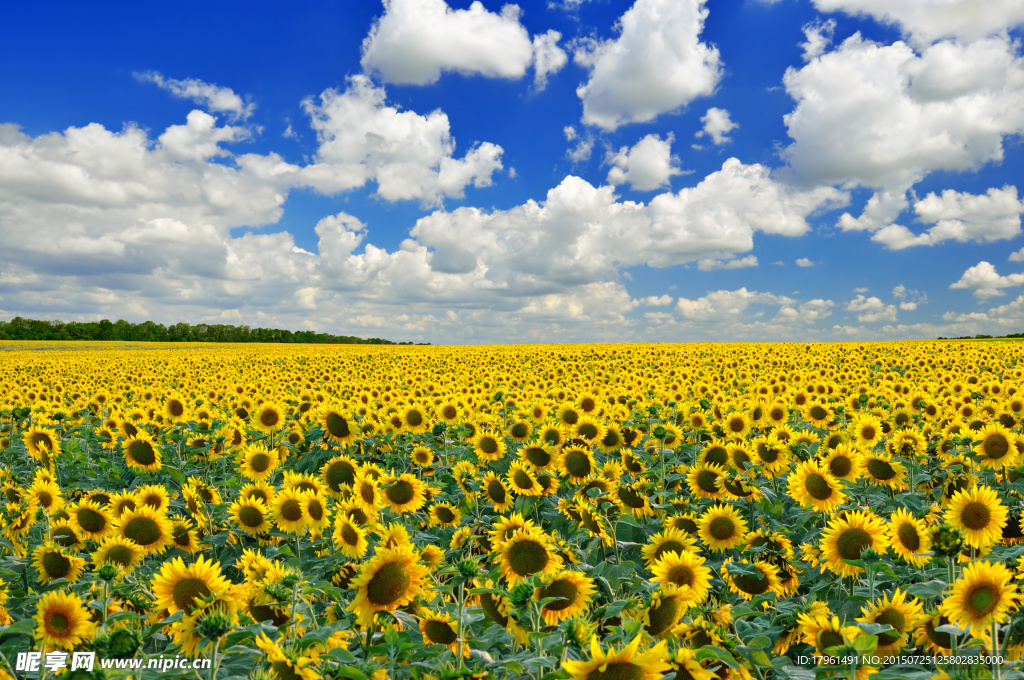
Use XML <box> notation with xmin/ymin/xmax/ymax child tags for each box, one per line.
<box><xmin>930</xmin><ymin>524</ymin><xmax>965</xmax><ymax>557</ymax></box>
<box><xmin>98</xmin><ymin>563</ymin><xmax>119</xmax><ymax>582</ymax></box>
<box><xmin>457</xmin><ymin>558</ymin><xmax>481</xmax><ymax>581</ymax></box>
<box><xmin>281</xmin><ymin>572</ymin><xmax>301</xmax><ymax>589</ymax></box>
<box><xmin>509</xmin><ymin>581</ymin><xmax>534</xmax><ymax>609</ymax></box>
<box><xmin>196</xmin><ymin>607</ymin><xmax>234</xmax><ymax>641</ymax></box>
<box><xmin>859</xmin><ymin>547</ymin><xmax>882</xmax><ymax>565</ymax></box>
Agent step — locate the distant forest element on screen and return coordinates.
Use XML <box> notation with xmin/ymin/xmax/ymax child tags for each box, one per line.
<box><xmin>0</xmin><ymin>316</ymin><xmax>410</xmax><ymax>345</ymax></box>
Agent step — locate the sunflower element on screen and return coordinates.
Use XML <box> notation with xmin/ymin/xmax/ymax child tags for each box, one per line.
<box><xmin>418</xmin><ymin>611</ymin><xmax>464</xmax><ymax>655</ymax></box>
<box><xmin>572</xmin><ymin>416</ymin><xmax>607</xmax><ymax>445</ymax></box>
<box><xmin>26</xmin><ymin>477</ymin><xmax>63</xmax><ymax>513</ymax></box>
<box><xmin>614</xmin><ymin>482</ymin><xmax>654</xmax><ymax>518</ymax></box>
<box><xmin>31</xmin><ymin>542</ymin><xmax>85</xmax><ymax>585</ymax></box>
<box><xmin>135</xmin><ymin>483</ymin><xmax>171</xmax><ymax>513</ymax></box>
<box><xmin>238</xmin><ymin>444</ymin><xmax>280</xmax><ymax>482</ymax></box>
<box><xmin>152</xmin><ymin>555</ymin><xmax>231</xmax><ymax>615</ymax></box>
<box><xmin>23</xmin><ymin>426</ymin><xmax>62</xmax><ymax>467</ymax></box>
<box><xmin>320</xmin><ymin>454</ymin><xmax>358</xmax><ymax>497</ymax></box>
<box><xmin>862</xmin><ymin>452</ymin><xmax>908</xmax><ymax>490</ymax></box>
<box><xmin>797</xmin><ymin>612</ymin><xmax>862</xmax><ymax>659</ymax></box>
<box><xmin>230</xmin><ymin>498</ymin><xmax>273</xmax><ymax>535</ymax></box>
<box><xmin>641</xmin><ymin>588</ymin><xmax>689</xmax><ymax>638</ymax></box>
<box><xmin>49</xmin><ymin>521</ymin><xmax>84</xmax><ymax>550</ymax></box>
<box><xmin>481</xmin><ymin>472</ymin><xmax>513</xmax><ymax>512</ymax></box>
<box><xmin>91</xmin><ymin>535</ymin><xmax>145</xmax><ymax>572</ymax></box>
<box><xmin>302</xmin><ymin>492</ymin><xmax>330</xmax><ymax>534</ymax></box>
<box><xmin>641</xmin><ymin>528</ymin><xmax>699</xmax><ymax>566</ymax></box>
<box><xmin>67</xmin><ymin>499</ymin><xmax>113</xmax><ymax>541</ymax></box>
<box><xmin>108</xmin><ymin>490</ymin><xmax>137</xmax><ymax>518</ymax></box>
<box><xmin>539</xmin><ymin>425</ymin><xmax>565</xmax><ymax>448</ymax></box>
<box><xmin>819</xmin><ymin>510</ymin><xmax>890</xmax><ymax>578</ymax></box>
<box><xmin>520</xmin><ymin>443</ymin><xmax>555</xmax><ymax>471</ymax></box>
<box><xmin>559</xmin><ymin>447</ymin><xmax>596</xmax><ymax>484</ymax></box>
<box><xmin>787</xmin><ymin>460</ymin><xmax>845</xmax><ymax>513</ymax></box>
<box><xmin>753</xmin><ymin>434</ymin><xmax>789</xmax><ymax>477</ymax></box>
<box><xmin>595</xmin><ymin>424</ymin><xmax>626</xmax><ymax>454</ymax></box>
<box><xmin>914</xmin><ymin>612</ymin><xmax>955</xmax><ymax>655</ymax></box>
<box><xmin>381</xmin><ymin>473</ymin><xmax>427</xmax><ymax>514</ymax></box>
<box><xmin>497</xmin><ymin>528</ymin><xmax>564</xmax><ymax>585</ymax></box>
<box><xmin>535</xmin><ymin>570</ymin><xmax>596</xmax><ymax>625</ymax></box>
<box><xmin>697</xmin><ymin>504</ymin><xmax>749</xmax><ymax>552</ymax></box>
<box><xmin>856</xmin><ymin>588</ymin><xmax>923</xmax><ymax>654</ymax></box>
<box><xmin>555</xmin><ymin>402</ymin><xmax>582</xmax><ymax>429</ymax></box>
<box><xmin>974</xmin><ymin>422</ymin><xmax>1020</xmax><ymax>469</ymax></box>
<box><xmin>428</xmin><ymin>502</ymin><xmax>461</xmax><ymax>528</ymax></box>
<box><xmin>273</xmin><ymin>488</ymin><xmax>310</xmax><ymax>534</ymax></box>
<box><xmin>850</xmin><ymin>413</ymin><xmax>885</xmax><ymax>446</ymax></box>
<box><xmin>946</xmin><ymin>485</ymin><xmax>1008</xmax><ymax>549</ymax></box>
<box><xmin>254</xmin><ymin>633</ymin><xmax>321</xmax><ymax>680</ymax></box>
<box><xmin>34</xmin><ymin>590</ymin><xmax>93</xmax><ymax>650</ymax></box>
<box><xmin>506</xmin><ymin>462</ymin><xmax>542</xmax><ymax>496</ymax></box>
<box><xmin>489</xmin><ymin>513</ymin><xmax>536</xmax><ymax>548</ymax></box>
<box><xmin>471</xmin><ymin>430</ymin><xmax>506</xmax><ymax>462</ymax></box>
<box><xmin>722</xmin><ymin>559</ymin><xmax>781</xmax><ymax>602</ymax></box>
<box><xmin>349</xmin><ymin>544</ymin><xmax>430</xmax><ymax>627</ymax></box>
<box><xmin>122</xmin><ymin>433</ymin><xmax>161</xmax><ymax>473</ymax></box>
<box><xmin>169</xmin><ymin>515</ymin><xmax>201</xmax><ymax>554</ymax></box>
<box><xmin>563</xmin><ymin>636</ymin><xmax>670</xmax><ymax>680</ymax></box>
<box><xmin>888</xmin><ymin>508</ymin><xmax>932</xmax><ymax>567</ymax></box>
<box><xmin>410</xmin><ymin>446</ymin><xmax>434</xmax><ymax>467</ymax></box>
<box><xmin>319</xmin><ymin>406</ymin><xmax>358</xmax><ymax>447</ymax></box>
<box><xmin>333</xmin><ymin>515</ymin><xmax>368</xmax><ymax>559</ymax></box>
<box><xmin>686</xmin><ymin>463</ymin><xmax>728</xmax><ymax>501</ymax></box>
<box><xmin>820</xmin><ymin>443</ymin><xmax>862</xmax><ymax>482</ymax></box>
<box><xmin>941</xmin><ymin>561</ymin><xmax>1020</xmax><ymax>635</ymax></box>
<box><xmin>252</xmin><ymin>401</ymin><xmax>287</xmax><ymax>434</ymax></box>
<box><xmin>649</xmin><ymin>550</ymin><xmax>711</xmax><ymax>607</ymax></box>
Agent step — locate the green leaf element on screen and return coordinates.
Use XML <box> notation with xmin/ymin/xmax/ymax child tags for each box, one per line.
<box><xmin>695</xmin><ymin>646</ymin><xmax>738</xmax><ymax>670</ymax></box>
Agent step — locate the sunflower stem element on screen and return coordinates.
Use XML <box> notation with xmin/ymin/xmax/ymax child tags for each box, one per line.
<box><xmin>992</xmin><ymin>619</ymin><xmax>1001</xmax><ymax>680</ymax></box>
<box><xmin>456</xmin><ymin>581</ymin><xmax>466</xmax><ymax>669</ymax></box>
<box><xmin>209</xmin><ymin>637</ymin><xmax>221</xmax><ymax>680</ymax></box>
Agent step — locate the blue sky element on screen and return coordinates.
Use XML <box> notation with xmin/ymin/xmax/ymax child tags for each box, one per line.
<box><xmin>2</xmin><ymin>0</ymin><xmax>1024</xmax><ymax>343</ymax></box>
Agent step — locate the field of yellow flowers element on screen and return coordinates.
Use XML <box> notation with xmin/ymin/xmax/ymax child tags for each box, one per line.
<box><xmin>1</xmin><ymin>340</ymin><xmax>1024</xmax><ymax>680</ymax></box>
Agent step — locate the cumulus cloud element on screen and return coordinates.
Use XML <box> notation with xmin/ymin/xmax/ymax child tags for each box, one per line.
<box><xmin>136</xmin><ymin>72</ymin><xmax>255</xmax><ymax>120</ymax></box>
<box><xmin>675</xmin><ymin>288</ymin><xmax>791</xmax><ymax>321</ymax></box>
<box><xmin>295</xmin><ymin>76</ymin><xmax>504</xmax><ymax>205</ymax></box>
<box><xmin>696</xmin><ymin>108</ymin><xmax>738</xmax><ymax>145</ymax></box>
<box><xmin>782</xmin><ymin>35</ymin><xmax>1024</xmax><ymax>190</ymax></box>
<box><xmin>801</xmin><ymin>19</ymin><xmax>836</xmax><ymax>61</ymax></box>
<box><xmin>532</xmin><ymin>30</ymin><xmax>569</xmax><ymax>89</ymax></box>
<box><xmin>811</xmin><ymin>0</ymin><xmax>1024</xmax><ymax>47</ymax></box>
<box><xmin>796</xmin><ymin>258</ymin><xmax>814</xmax><ymax>267</ymax></box>
<box><xmin>697</xmin><ymin>255</ymin><xmax>758</xmax><ymax>271</ymax></box>
<box><xmin>774</xmin><ymin>298</ymin><xmax>834</xmax><ymax>323</ymax></box>
<box><xmin>1010</xmin><ymin>247</ymin><xmax>1024</xmax><ymax>263</ymax></box>
<box><xmin>574</xmin><ymin>0</ymin><xmax>722</xmax><ymax>130</ymax></box>
<box><xmin>870</xmin><ymin>186</ymin><xmax>1024</xmax><ymax>249</ymax></box>
<box><xmin>844</xmin><ymin>294</ymin><xmax>898</xmax><ymax>322</ymax></box>
<box><xmin>360</xmin><ymin>0</ymin><xmax>538</xmax><ymax>85</ymax></box>
<box><xmin>605</xmin><ymin>133</ymin><xmax>683</xmax><ymax>191</ymax></box>
<box><xmin>950</xmin><ymin>261</ymin><xmax>1024</xmax><ymax>299</ymax></box>
<box><xmin>641</xmin><ymin>294</ymin><xmax>674</xmax><ymax>306</ymax></box>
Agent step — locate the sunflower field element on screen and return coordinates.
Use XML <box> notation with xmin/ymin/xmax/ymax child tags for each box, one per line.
<box><xmin>2</xmin><ymin>340</ymin><xmax>1024</xmax><ymax>680</ymax></box>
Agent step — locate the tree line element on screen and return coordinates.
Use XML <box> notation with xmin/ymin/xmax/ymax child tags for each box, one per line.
<box><xmin>0</xmin><ymin>317</ymin><xmax>413</xmax><ymax>345</ymax></box>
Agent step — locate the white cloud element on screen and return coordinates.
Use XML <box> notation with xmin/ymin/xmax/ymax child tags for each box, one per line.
<box><xmin>899</xmin><ymin>301</ymin><xmax>917</xmax><ymax>311</ymax></box>
<box><xmin>845</xmin><ymin>295</ymin><xmax>896</xmax><ymax>321</ymax></box>
<box><xmin>574</xmin><ymin>0</ymin><xmax>722</xmax><ymax>130</ymax></box>
<box><xmin>697</xmin><ymin>255</ymin><xmax>758</xmax><ymax>271</ymax></box>
<box><xmin>872</xmin><ymin>186</ymin><xmax>1024</xmax><ymax>249</ymax></box>
<box><xmin>836</xmin><ymin>190</ymin><xmax>909</xmax><ymax>232</ymax></box>
<box><xmin>774</xmin><ymin>298</ymin><xmax>834</xmax><ymax>324</ymax></box>
<box><xmin>532</xmin><ymin>30</ymin><xmax>568</xmax><ymax>90</ymax></box>
<box><xmin>641</xmin><ymin>294</ymin><xmax>674</xmax><ymax>306</ymax></box>
<box><xmin>796</xmin><ymin>257</ymin><xmax>814</xmax><ymax>267</ymax></box>
<box><xmin>801</xmin><ymin>19</ymin><xmax>836</xmax><ymax>61</ymax></box>
<box><xmin>567</xmin><ymin>136</ymin><xmax>594</xmax><ymax>163</ymax></box>
<box><xmin>295</xmin><ymin>76</ymin><xmax>504</xmax><ymax>205</ymax></box>
<box><xmin>136</xmin><ymin>72</ymin><xmax>254</xmax><ymax>120</ymax></box>
<box><xmin>950</xmin><ymin>261</ymin><xmax>1024</xmax><ymax>299</ymax></box>
<box><xmin>1010</xmin><ymin>247</ymin><xmax>1024</xmax><ymax>263</ymax></box>
<box><xmin>892</xmin><ymin>284</ymin><xmax>907</xmax><ymax>299</ymax></box>
<box><xmin>675</xmin><ymin>288</ymin><xmax>791</xmax><ymax>321</ymax></box>
<box><xmin>846</xmin><ymin>295</ymin><xmax>884</xmax><ymax>312</ymax></box>
<box><xmin>360</xmin><ymin>0</ymin><xmax>536</xmax><ymax>85</ymax></box>
<box><xmin>696</xmin><ymin>108</ymin><xmax>738</xmax><ymax>145</ymax></box>
<box><xmin>563</xmin><ymin>126</ymin><xmax>577</xmax><ymax>141</ymax></box>
<box><xmin>854</xmin><ymin>287</ymin><xmax>869</xmax><ymax>293</ymax></box>
<box><xmin>811</xmin><ymin>0</ymin><xmax>1024</xmax><ymax>47</ymax></box>
<box><xmin>605</xmin><ymin>133</ymin><xmax>683</xmax><ymax>191</ymax></box>
<box><xmin>782</xmin><ymin>35</ymin><xmax>1024</xmax><ymax>190</ymax></box>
